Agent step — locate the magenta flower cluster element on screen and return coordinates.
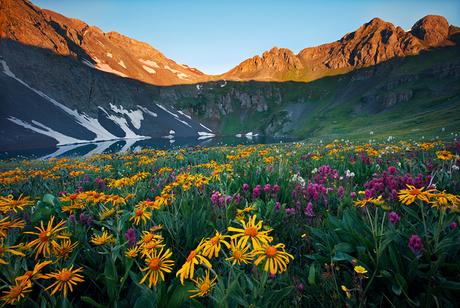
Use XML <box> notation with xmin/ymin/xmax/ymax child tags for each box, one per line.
<box><xmin>364</xmin><ymin>167</ymin><xmax>432</xmax><ymax>200</ymax></box>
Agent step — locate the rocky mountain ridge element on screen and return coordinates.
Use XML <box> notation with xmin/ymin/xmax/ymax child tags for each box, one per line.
<box><xmin>222</xmin><ymin>16</ymin><xmax>457</xmax><ymax>82</ymax></box>
<box><xmin>0</xmin><ymin>0</ymin><xmax>207</xmax><ymax>86</ymax></box>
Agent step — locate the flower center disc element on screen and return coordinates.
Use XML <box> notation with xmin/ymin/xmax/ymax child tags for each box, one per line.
<box><xmin>245</xmin><ymin>227</ymin><xmax>258</xmax><ymax>237</ymax></box>
<box><xmin>58</xmin><ymin>270</ymin><xmax>72</xmax><ymax>282</ymax></box>
<box><xmin>149</xmin><ymin>258</ymin><xmax>161</xmax><ymax>271</ymax></box>
<box><xmin>39</xmin><ymin>231</ymin><xmax>50</xmax><ymax>242</ymax></box>
<box><xmin>233</xmin><ymin>250</ymin><xmax>243</xmax><ymax>259</ymax></box>
<box><xmin>265</xmin><ymin>246</ymin><xmax>277</xmax><ymax>258</ymax></box>
<box><xmin>200</xmin><ymin>282</ymin><xmax>210</xmax><ymax>293</ymax></box>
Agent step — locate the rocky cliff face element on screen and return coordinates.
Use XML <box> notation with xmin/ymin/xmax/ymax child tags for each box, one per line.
<box><xmin>0</xmin><ymin>0</ymin><xmax>207</xmax><ymax>86</ymax></box>
<box><xmin>223</xmin><ymin>16</ymin><xmax>456</xmax><ymax>82</ymax></box>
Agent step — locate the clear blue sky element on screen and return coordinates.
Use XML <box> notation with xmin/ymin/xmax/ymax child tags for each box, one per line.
<box><xmin>34</xmin><ymin>0</ymin><xmax>460</xmax><ymax>74</ymax></box>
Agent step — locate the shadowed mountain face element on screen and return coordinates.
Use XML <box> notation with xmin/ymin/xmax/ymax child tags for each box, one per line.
<box><xmin>0</xmin><ymin>0</ymin><xmax>459</xmax><ymax>151</ymax></box>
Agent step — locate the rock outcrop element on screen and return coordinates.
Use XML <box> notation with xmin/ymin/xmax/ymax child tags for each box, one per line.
<box><xmin>223</xmin><ymin>16</ymin><xmax>456</xmax><ymax>82</ymax></box>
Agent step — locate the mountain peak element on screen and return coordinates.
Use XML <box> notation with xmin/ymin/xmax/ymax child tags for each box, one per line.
<box><xmin>411</xmin><ymin>15</ymin><xmax>450</xmax><ymax>46</ymax></box>
<box><xmin>224</xmin><ymin>15</ymin><xmax>456</xmax><ymax>82</ymax></box>
<box><xmin>0</xmin><ymin>0</ymin><xmax>210</xmax><ymax>85</ymax></box>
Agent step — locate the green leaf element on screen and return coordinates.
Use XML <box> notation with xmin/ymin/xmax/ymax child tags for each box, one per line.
<box><xmin>332</xmin><ymin>252</ymin><xmax>354</xmax><ymax>262</ymax></box>
<box><xmin>391</xmin><ymin>284</ymin><xmax>402</xmax><ymax>296</ymax></box>
<box><xmin>133</xmin><ymin>294</ymin><xmax>156</xmax><ymax>308</ymax></box>
<box><xmin>165</xmin><ymin>283</ymin><xmax>193</xmax><ymax>308</ymax></box>
<box><xmin>334</xmin><ymin>242</ymin><xmax>354</xmax><ymax>253</ymax></box>
<box><xmin>81</xmin><ymin>296</ymin><xmax>105</xmax><ymax>308</ymax></box>
<box><xmin>104</xmin><ymin>258</ymin><xmax>118</xmax><ymax>302</ymax></box>
<box><xmin>395</xmin><ymin>273</ymin><xmax>408</xmax><ymax>292</ymax></box>
<box><xmin>42</xmin><ymin>193</ymin><xmax>56</xmax><ymax>207</ymax></box>
<box><xmin>308</xmin><ymin>264</ymin><xmax>316</xmax><ymax>285</ymax></box>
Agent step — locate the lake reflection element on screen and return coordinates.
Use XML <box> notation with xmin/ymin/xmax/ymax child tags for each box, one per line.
<box><xmin>0</xmin><ymin>136</ymin><xmax>297</xmax><ymax>160</ymax></box>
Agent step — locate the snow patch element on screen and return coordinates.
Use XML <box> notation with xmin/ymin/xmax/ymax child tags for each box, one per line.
<box><xmin>93</xmin><ymin>57</ymin><xmax>128</xmax><ymax>77</ymax></box>
<box><xmin>139</xmin><ymin>59</ymin><xmax>160</xmax><ymax>68</ymax></box>
<box><xmin>199</xmin><ymin>123</ymin><xmax>213</xmax><ymax>133</ymax></box>
<box><xmin>198</xmin><ymin>132</ymin><xmax>216</xmax><ymax>139</ymax></box>
<box><xmin>109</xmin><ymin>103</ymin><xmax>144</xmax><ymax>129</ymax></box>
<box><xmin>169</xmin><ymin>130</ymin><xmax>175</xmax><ymax>135</ymax></box>
<box><xmin>8</xmin><ymin>117</ymin><xmax>86</xmax><ymax>145</ymax></box>
<box><xmin>198</xmin><ymin>135</ymin><xmax>214</xmax><ymax>140</ymax></box>
<box><xmin>1</xmin><ymin>60</ymin><xmax>118</xmax><ymax>142</ymax></box>
<box><xmin>137</xmin><ymin>106</ymin><xmax>158</xmax><ymax>117</ymax></box>
<box><xmin>164</xmin><ymin>65</ymin><xmax>189</xmax><ymax>80</ymax></box>
<box><xmin>142</xmin><ymin>65</ymin><xmax>156</xmax><ymax>74</ymax></box>
<box><xmin>175</xmin><ymin>118</ymin><xmax>192</xmax><ymax>128</ymax></box>
<box><xmin>99</xmin><ymin>107</ymin><xmax>146</xmax><ymax>139</ymax></box>
<box><xmin>220</xmin><ymin>80</ymin><xmax>227</xmax><ymax>88</ymax></box>
<box><xmin>178</xmin><ymin>110</ymin><xmax>192</xmax><ymax>119</ymax></box>
<box><xmin>118</xmin><ymin>60</ymin><xmax>127</xmax><ymax>69</ymax></box>
<box><xmin>156</xmin><ymin>104</ymin><xmax>179</xmax><ymax>118</ymax></box>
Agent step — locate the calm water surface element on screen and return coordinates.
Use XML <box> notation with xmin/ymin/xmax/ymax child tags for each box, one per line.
<box><xmin>0</xmin><ymin>136</ymin><xmax>298</xmax><ymax>160</ymax></box>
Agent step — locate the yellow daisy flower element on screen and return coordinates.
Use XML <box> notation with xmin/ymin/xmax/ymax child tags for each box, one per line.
<box><xmin>225</xmin><ymin>238</ymin><xmax>253</xmax><ymax>265</ymax></box>
<box><xmin>201</xmin><ymin>231</ymin><xmax>230</xmax><ymax>259</ymax></box>
<box><xmin>24</xmin><ymin>216</ymin><xmax>69</xmax><ymax>259</ymax></box>
<box><xmin>139</xmin><ymin>247</ymin><xmax>174</xmax><ymax>288</ymax></box>
<box><xmin>44</xmin><ymin>266</ymin><xmax>85</xmax><ymax>297</ymax></box>
<box><xmin>227</xmin><ymin>215</ymin><xmax>273</xmax><ymax>250</ymax></box>
<box><xmin>253</xmin><ymin>243</ymin><xmax>294</xmax><ymax>275</ymax></box>
<box><xmin>188</xmin><ymin>269</ymin><xmax>217</xmax><ymax>298</ymax></box>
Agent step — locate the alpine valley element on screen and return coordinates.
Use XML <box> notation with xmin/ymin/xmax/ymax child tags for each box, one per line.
<box><xmin>1</xmin><ymin>0</ymin><xmax>460</xmax><ymax>150</ymax></box>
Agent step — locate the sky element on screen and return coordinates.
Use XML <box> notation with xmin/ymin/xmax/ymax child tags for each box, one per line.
<box><xmin>34</xmin><ymin>0</ymin><xmax>460</xmax><ymax>75</ymax></box>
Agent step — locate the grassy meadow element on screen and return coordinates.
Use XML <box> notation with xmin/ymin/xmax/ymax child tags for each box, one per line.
<box><xmin>0</xmin><ymin>138</ymin><xmax>459</xmax><ymax>307</ymax></box>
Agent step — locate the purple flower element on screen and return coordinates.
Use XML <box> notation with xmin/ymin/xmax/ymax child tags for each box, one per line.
<box><xmin>388</xmin><ymin>212</ymin><xmax>401</xmax><ymax>224</ymax></box>
<box><xmin>273</xmin><ymin>184</ymin><xmax>280</xmax><ymax>193</ymax></box>
<box><xmin>274</xmin><ymin>202</ymin><xmax>281</xmax><ymax>211</ymax></box>
<box><xmin>225</xmin><ymin>195</ymin><xmax>233</xmax><ymax>204</ymax></box>
<box><xmin>264</xmin><ymin>184</ymin><xmax>271</xmax><ymax>192</ymax></box>
<box><xmin>408</xmin><ymin>234</ymin><xmax>424</xmax><ymax>255</ymax></box>
<box><xmin>242</xmin><ymin>183</ymin><xmax>249</xmax><ymax>191</ymax></box>
<box><xmin>388</xmin><ymin>166</ymin><xmax>397</xmax><ymax>175</ymax></box>
<box><xmin>449</xmin><ymin>222</ymin><xmax>457</xmax><ymax>230</ymax></box>
<box><xmin>304</xmin><ymin>202</ymin><xmax>314</xmax><ymax>217</ymax></box>
<box><xmin>285</xmin><ymin>208</ymin><xmax>296</xmax><ymax>216</ymax></box>
<box><xmin>211</xmin><ymin>191</ymin><xmax>221</xmax><ymax>205</ymax></box>
<box><xmin>79</xmin><ymin>213</ymin><xmax>93</xmax><ymax>226</ymax></box>
<box><xmin>69</xmin><ymin>214</ymin><xmax>76</xmax><ymax>223</ymax></box>
<box><xmin>94</xmin><ymin>177</ymin><xmax>106</xmax><ymax>190</ymax></box>
<box><xmin>125</xmin><ymin>228</ymin><xmax>137</xmax><ymax>247</ymax></box>
<box><xmin>252</xmin><ymin>185</ymin><xmax>261</xmax><ymax>199</ymax></box>
<box><xmin>337</xmin><ymin>186</ymin><xmax>345</xmax><ymax>199</ymax></box>
<box><xmin>296</xmin><ymin>283</ymin><xmax>305</xmax><ymax>293</ymax></box>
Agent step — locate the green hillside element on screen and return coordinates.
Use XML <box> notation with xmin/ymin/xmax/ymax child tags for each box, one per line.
<box><xmin>163</xmin><ymin>45</ymin><xmax>460</xmax><ymax>139</ymax></box>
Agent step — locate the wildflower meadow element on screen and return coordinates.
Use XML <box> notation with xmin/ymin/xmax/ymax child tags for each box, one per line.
<box><xmin>0</xmin><ymin>139</ymin><xmax>459</xmax><ymax>307</ymax></box>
